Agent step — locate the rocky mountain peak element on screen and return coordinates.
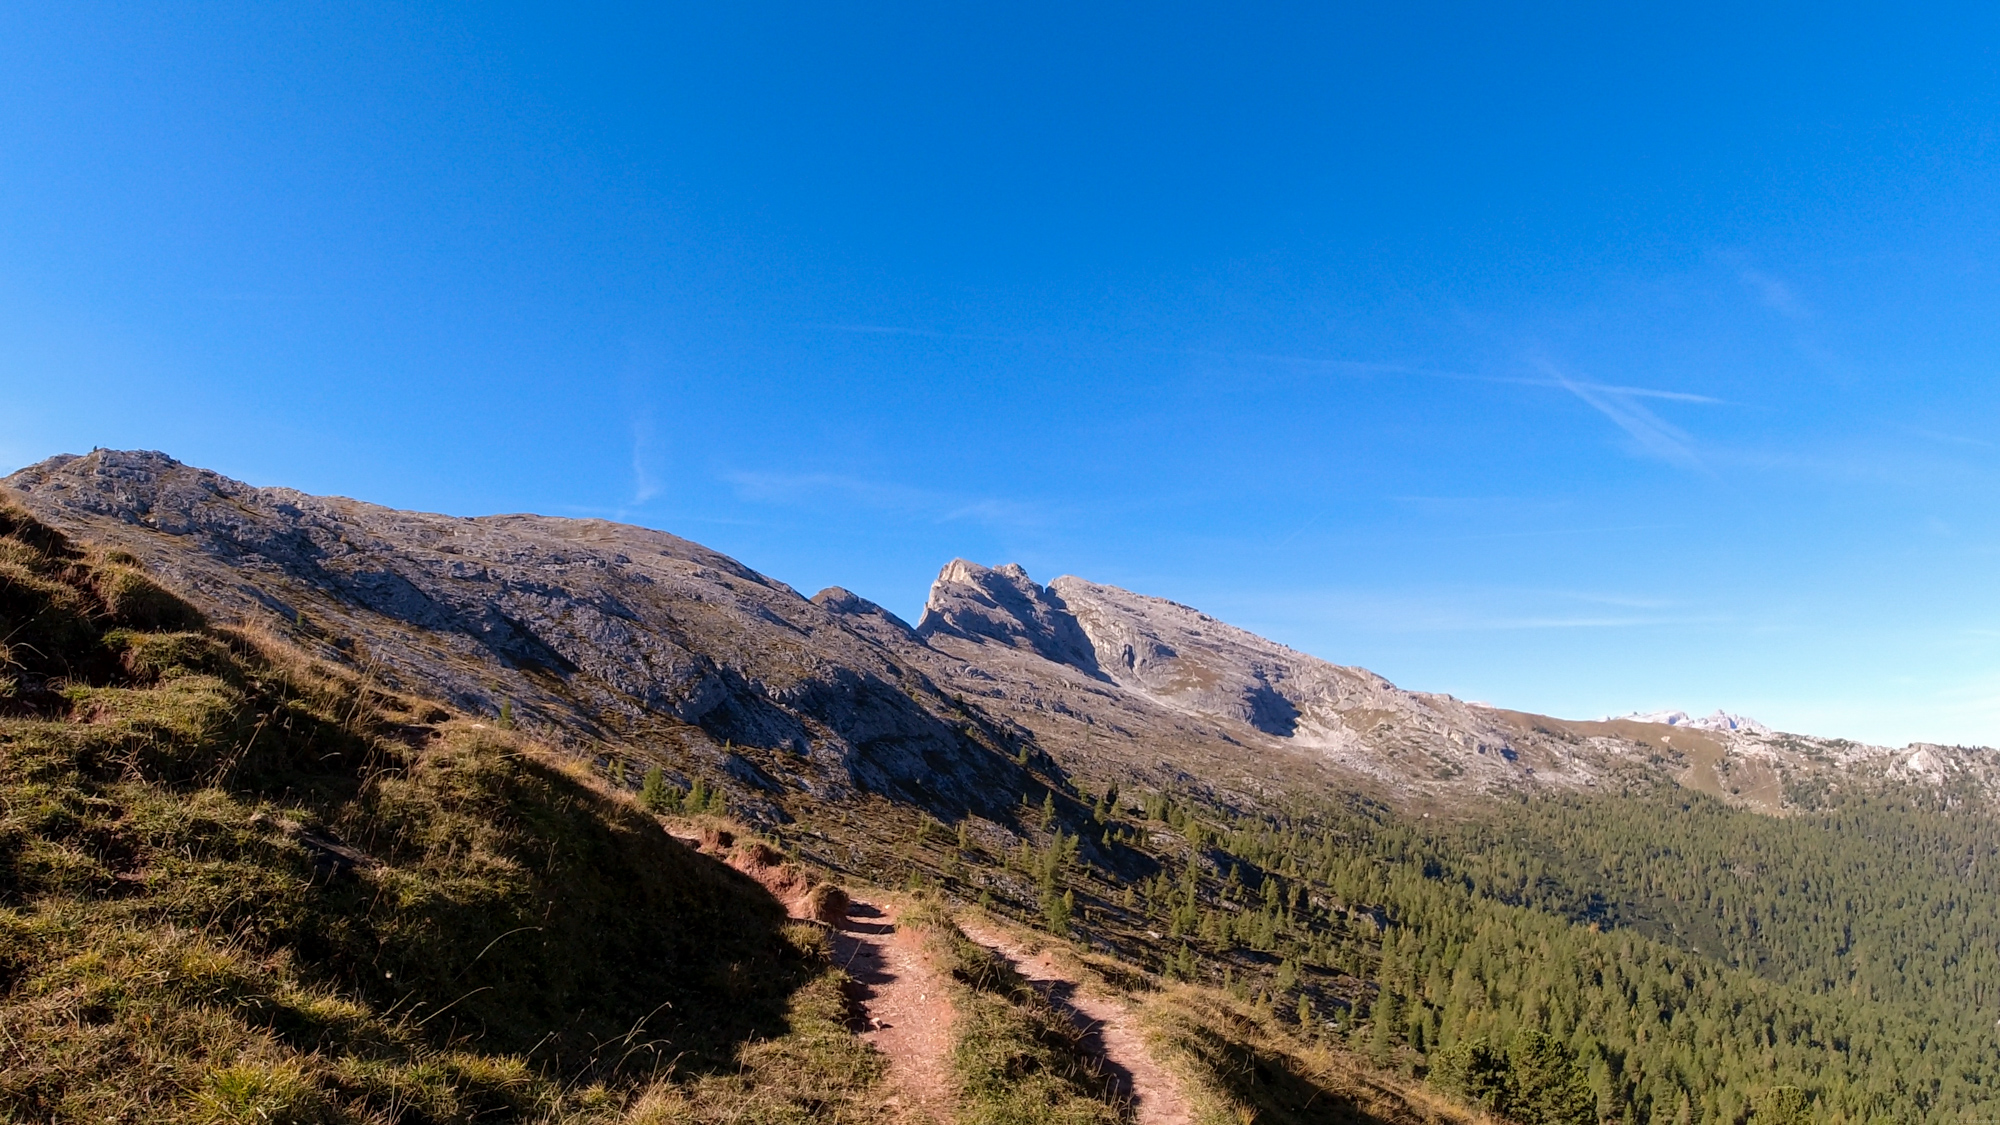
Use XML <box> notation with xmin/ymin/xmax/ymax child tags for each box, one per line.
<box><xmin>810</xmin><ymin>586</ymin><xmax>919</xmax><ymax>646</ymax></box>
<box><xmin>914</xmin><ymin>559</ymin><xmax>1102</xmax><ymax>675</ymax></box>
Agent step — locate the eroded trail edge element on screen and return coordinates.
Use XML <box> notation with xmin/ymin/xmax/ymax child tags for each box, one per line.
<box><xmin>833</xmin><ymin>898</ymin><xmax>955</xmax><ymax>1123</ymax></box>
<box><xmin>959</xmin><ymin>921</ymin><xmax>1194</xmax><ymax>1125</ymax></box>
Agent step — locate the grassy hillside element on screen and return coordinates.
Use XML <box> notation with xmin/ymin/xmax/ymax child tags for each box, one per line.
<box><xmin>0</xmin><ymin>504</ymin><xmax>878</xmax><ymax>1122</ymax></box>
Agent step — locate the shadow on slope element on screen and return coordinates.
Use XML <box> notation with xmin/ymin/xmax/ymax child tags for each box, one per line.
<box><xmin>0</xmin><ymin>504</ymin><xmax>835</xmax><ymax>1120</ymax></box>
<box><xmin>1146</xmin><ymin>988</ymin><xmax>1466</xmax><ymax>1125</ymax></box>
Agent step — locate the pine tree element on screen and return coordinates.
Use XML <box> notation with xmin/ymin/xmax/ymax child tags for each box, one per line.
<box><xmin>1751</xmin><ymin>1086</ymin><xmax>1813</xmax><ymax>1125</ymax></box>
<box><xmin>639</xmin><ymin>766</ymin><xmax>675</xmax><ymax>813</ymax></box>
<box><xmin>1510</xmin><ymin>1030</ymin><xmax>1595</xmax><ymax>1125</ymax></box>
<box><xmin>1043</xmin><ymin>885</ymin><xmax>1072</xmax><ymax>936</ymax></box>
<box><xmin>1370</xmin><ymin>991</ymin><xmax>1402</xmax><ymax>1065</ymax></box>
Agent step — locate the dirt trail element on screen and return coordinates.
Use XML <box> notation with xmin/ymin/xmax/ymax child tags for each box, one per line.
<box><xmin>959</xmin><ymin>921</ymin><xmax>1194</xmax><ymax>1125</ymax></box>
<box><xmin>832</xmin><ymin>898</ymin><xmax>956</xmax><ymax>1123</ymax></box>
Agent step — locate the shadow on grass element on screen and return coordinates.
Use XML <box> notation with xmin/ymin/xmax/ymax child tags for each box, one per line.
<box><xmin>0</xmin><ymin>502</ymin><xmax>825</xmax><ymax>1091</ymax></box>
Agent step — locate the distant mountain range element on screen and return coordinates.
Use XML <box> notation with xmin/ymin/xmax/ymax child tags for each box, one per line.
<box><xmin>8</xmin><ymin>449</ymin><xmax>1994</xmax><ymax>820</ymax></box>
<box><xmin>1609</xmin><ymin>709</ymin><xmax>1771</xmax><ymax>735</ymax></box>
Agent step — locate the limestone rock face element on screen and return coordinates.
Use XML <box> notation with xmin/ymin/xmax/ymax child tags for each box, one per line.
<box><xmin>1051</xmin><ymin>576</ymin><xmax>1304</xmax><ymax>735</ymax></box>
<box><xmin>1044</xmin><ymin>575</ymin><xmax>1587</xmax><ymax>790</ymax></box>
<box><xmin>915</xmin><ymin>560</ymin><xmax>1102</xmax><ymax>675</ymax></box>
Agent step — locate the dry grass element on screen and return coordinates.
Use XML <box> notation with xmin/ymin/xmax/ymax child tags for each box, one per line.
<box><xmin>611</xmin><ymin>938</ymin><xmax>887</xmax><ymax>1125</ymax></box>
<box><xmin>1139</xmin><ymin>986</ymin><xmax>1485</xmax><ymax>1125</ymax></box>
<box><xmin>901</xmin><ymin>899</ymin><xmax>1122</xmax><ymax>1125</ymax></box>
<box><xmin>0</xmin><ymin>505</ymin><xmax>890</xmax><ymax>1123</ymax></box>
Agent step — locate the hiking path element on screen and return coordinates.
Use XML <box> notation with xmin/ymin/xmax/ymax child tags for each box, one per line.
<box><xmin>832</xmin><ymin>897</ymin><xmax>956</xmax><ymax>1124</ymax></box>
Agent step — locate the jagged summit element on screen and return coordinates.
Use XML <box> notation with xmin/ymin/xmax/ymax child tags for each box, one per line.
<box><xmin>914</xmin><ymin>559</ymin><xmax>1104</xmax><ymax>675</ymax></box>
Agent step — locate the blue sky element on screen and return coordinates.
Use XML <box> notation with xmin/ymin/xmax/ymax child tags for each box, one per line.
<box><xmin>6</xmin><ymin>3</ymin><xmax>2000</xmax><ymax>746</ymax></box>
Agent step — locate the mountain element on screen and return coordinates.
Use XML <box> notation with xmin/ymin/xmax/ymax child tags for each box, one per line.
<box><xmin>6</xmin><ymin>450</ymin><xmax>1992</xmax><ymax>825</ymax></box>
<box><xmin>12</xmin><ymin>450</ymin><xmax>2000</xmax><ymax>1122</ymax></box>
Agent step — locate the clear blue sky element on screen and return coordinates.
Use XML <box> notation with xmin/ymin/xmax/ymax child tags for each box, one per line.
<box><xmin>6</xmin><ymin>3</ymin><xmax>2000</xmax><ymax>746</ymax></box>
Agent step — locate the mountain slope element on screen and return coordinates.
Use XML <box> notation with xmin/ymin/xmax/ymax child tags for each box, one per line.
<box><xmin>2</xmin><ymin>451</ymin><xmax>1043</xmax><ymax>827</ymax></box>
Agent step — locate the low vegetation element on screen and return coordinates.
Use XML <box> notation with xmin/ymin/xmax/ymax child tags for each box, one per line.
<box><xmin>902</xmin><ymin>899</ymin><xmax>1121</xmax><ymax>1125</ymax></box>
<box><xmin>0</xmin><ymin>505</ymin><xmax>880</xmax><ymax>1122</ymax></box>
<box><xmin>1140</xmin><ymin>983</ymin><xmax>1477</xmax><ymax>1125</ymax></box>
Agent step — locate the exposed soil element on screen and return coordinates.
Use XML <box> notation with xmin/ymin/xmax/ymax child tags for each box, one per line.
<box><xmin>832</xmin><ymin>897</ymin><xmax>957</xmax><ymax>1123</ymax></box>
<box><xmin>960</xmin><ymin>921</ymin><xmax>1193</xmax><ymax>1125</ymax></box>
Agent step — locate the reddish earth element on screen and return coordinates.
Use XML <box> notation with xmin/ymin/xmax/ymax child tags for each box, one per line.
<box><xmin>833</xmin><ymin>897</ymin><xmax>956</xmax><ymax>1123</ymax></box>
<box><xmin>959</xmin><ymin>921</ymin><xmax>1194</xmax><ymax>1125</ymax></box>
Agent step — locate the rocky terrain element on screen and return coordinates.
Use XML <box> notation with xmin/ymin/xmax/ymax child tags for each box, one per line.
<box><xmin>7</xmin><ymin>449</ymin><xmax>1994</xmax><ymax>822</ymax></box>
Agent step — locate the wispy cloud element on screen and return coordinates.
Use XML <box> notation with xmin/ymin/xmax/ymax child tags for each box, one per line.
<box><xmin>1216</xmin><ymin>351</ymin><xmax>1724</xmax><ymax>404</ymax></box>
<box><xmin>724</xmin><ymin>469</ymin><xmax>1055</xmax><ymax>530</ymax></box>
<box><xmin>1536</xmin><ymin>359</ymin><xmax>1707</xmax><ymax>470</ymax></box>
<box><xmin>630</xmin><ymin>414</ymin><xmax>663</xmax><ymax>504</ymax></box>
<box><xmin>808</xmin><ymin>323</ymin><xmax>1014</xmax><ymax>344</ymax></box>
<box><xmin>1236</xmin><ymin>586</ymin><xmax>1725</xmax><ymax>635</ymax></box>
<box><xmin>1473</xmin><ymin>615</ymin><xmax>1715</xmax><ymax>630</ymax></box>
<box><xmin>1903</xmin><ymin>425</ymin><xmax>1995</xmax><ymax>449</ymax></box>
<box><xmin>191</xmin><ymin>290</ymin><xmax>313</xmax><ymax>302</ymax></box>
<box><xmin>804</xmin><ymin>326</ymin><xmax>1729</xmax><ymax>415</ymax></box>
<box><xmin>1737</xmin><ymin>267</ymin><xmax>1812</xmax><ymax>320</ymax></box>
<box><xmin>813</xmin><ymin>323</ymin><xmax>949</xmax><ymax>337</ymax></box>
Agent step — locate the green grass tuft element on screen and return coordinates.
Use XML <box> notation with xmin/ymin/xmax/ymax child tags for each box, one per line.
<box><xmin>904</xmin><ymin>901</ymin><xmax>1121</xmax><ymax>1125</ymax></box>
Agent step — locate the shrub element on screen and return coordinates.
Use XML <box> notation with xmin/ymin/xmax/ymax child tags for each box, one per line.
<box><xmin>804</xmin><ymin>882</ymin><xmax>850</xmax><ymax>925</ymax></box>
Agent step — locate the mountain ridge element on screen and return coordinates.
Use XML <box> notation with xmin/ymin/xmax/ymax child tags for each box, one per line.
<box><xmin>6</xmin><ymin>448</ymin><xmax>1993</xmax><ymax>821</ymax></box>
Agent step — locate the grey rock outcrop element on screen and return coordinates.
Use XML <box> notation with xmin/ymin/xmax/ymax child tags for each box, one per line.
<box><xmin>915</xmin><ymin>560</ymin><xmax>1103</xmax><ymax>676</ymax></box>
